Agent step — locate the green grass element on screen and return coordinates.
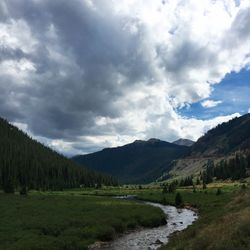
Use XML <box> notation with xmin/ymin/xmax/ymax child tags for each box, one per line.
<box><xmin>158</xmin><ymin>184</ymin><xmax>250</xmax><ymax>250</ymax></box>
<box><xmin>1</xmin><ymin>181</ymin><xmax>249</xmax><ymax>250</ymax></box>
<box><xmin>71</xmin><ymin>182</ymin><xmax>250</xmax><ymax>250</ymax></box>
<box><xmin>0</xmin><ymin>193</ymin><xmax>166</xmax><ymax>250</ymax></box>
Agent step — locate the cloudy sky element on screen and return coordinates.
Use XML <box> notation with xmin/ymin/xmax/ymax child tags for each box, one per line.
<box><xmin>1</xmin><ymin>0</ymin><xmax>250</xmax><ymax>156</ymax></box>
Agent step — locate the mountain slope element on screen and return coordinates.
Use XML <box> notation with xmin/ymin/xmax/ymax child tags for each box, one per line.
<box><xmin>191</xmin><ymin>113</ymin><xmax>250</xmax><ymax>157</ymax></box>
<box><xmin>72</xmin><ymin>138</ymin><xmax>190</xmax><ymax>184</ymax></box>
<box><xmin>0</xmin><ymin>117</ymin><xmax>117</xmax><ymax>193</ymax></box>
<box><xmin>173</xmin><ymin>138</ymin><xmax>194</xmax><ymax>147</ymax></box>
<box><xmin>159</xmin><ymin>113</ymin><xmax>250</xmax><ymax>181</ymax></box>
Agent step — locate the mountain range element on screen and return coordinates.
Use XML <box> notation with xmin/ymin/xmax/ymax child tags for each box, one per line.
<box><xmin>72</xmin><ymin>138</ymin><xmax>190</xmax><ymax>183</ymax></box>
<box><xmin>1</xmin><ymin>113</ymin><xmax>249</xmax><ymax>188</ymax></box>
<box><xmin>73</xmin><ymin>113</ymin><xmax>250</xmax><ymax>183</ymax></box>
<box><xmin>162</xmin><ymin>113</ymin><xmax>250</xmax><ymax>180</ymax></box>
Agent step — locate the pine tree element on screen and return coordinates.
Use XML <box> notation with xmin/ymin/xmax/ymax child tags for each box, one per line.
<box><xmin>162</xmin><ymin>183</ymin><xmax>169</xmax><ymax>193</ymax></box>
<box><xmin>216</xmin><ymin>188</ymin><xmax>222</xmax><ymax>195</ymax></box>
<box><xmin>175</xmin><ymin>192</ymin><xmax>183</xmax><ymax>206</ymax></box>
<box><xmin>0</xmin><ymin>118</ymin><xmax>118</xmax><ymax>193</ymax></box>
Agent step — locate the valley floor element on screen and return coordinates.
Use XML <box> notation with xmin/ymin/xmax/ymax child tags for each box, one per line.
<box><xmin>75</xmin><ymin>182</ymin><xmax>250</xmax><ymax>250</ymax></box>
<box><xmin>0</xmin><ymin>192</ymin><xmax>165</xmax><ymax>250</ymax></box>
<box><xmin>1</xmin><ymin>181</ymin><xmax>250</xmax><ymax>250</ymax></box>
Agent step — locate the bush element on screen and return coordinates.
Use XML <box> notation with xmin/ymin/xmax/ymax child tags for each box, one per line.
<box><xmin>175</xmin><ymin>192</ymin><xmax>183</xmax><ymax>207</ymax></box>
<box><xmin>161</xmin><ymin>197</ymin><xmax>167</xmax><ymax>205</ymax></box>
<box><xmin>20</xmin><ymin>186</ymin><xmax>28</xmax><ymax>195</ymax></box>
<box><xmin>216</xmin><ymin>188</ymin><xmax>222</xmax><ymax>195</ymax></box>
<box><xmin>3</xmin><ymin>180</ymin><xmax>15</xmax><ymax>193</ymax></box>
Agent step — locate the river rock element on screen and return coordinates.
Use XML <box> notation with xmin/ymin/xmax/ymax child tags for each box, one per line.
<box><xmin>155</xmin><ymin>239</ymin><xmax>163</xmax><ymax>245</ymax></box>
<box><xmin>88</xmin><ymin>241</ymin><xmax>103</xmax><ymax>249</ymax></box>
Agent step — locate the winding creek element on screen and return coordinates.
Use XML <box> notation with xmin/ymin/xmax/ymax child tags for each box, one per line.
<box><xmin>93</xmin><ymin>196</ymin><xmax>198</xmax><ymax>250</ymax></box>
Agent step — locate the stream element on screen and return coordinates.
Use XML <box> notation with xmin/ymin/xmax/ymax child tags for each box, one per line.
<box><xmin>94</xmin><ymin>196</ymin><xmax>198</xmax><ymax>250</ymax></box>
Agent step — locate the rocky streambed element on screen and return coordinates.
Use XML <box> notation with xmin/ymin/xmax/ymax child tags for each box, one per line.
<box><xmin>91</xmin><ymin>196</ymin><xmax>198</xmax><ymax>250</ymax></box>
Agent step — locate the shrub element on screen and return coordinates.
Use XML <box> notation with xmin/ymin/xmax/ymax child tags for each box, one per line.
<box><xmin>20</xmin><ymin>186</ymin><xmax>28</xmax><ymax>195</ymax></box>
<box><xmin>216</xmin><ymin>188</ymin><xmax>222</xmax><ymax>195</ymax></box>
<box><xmin>175</xmin><ymin>192</ymin><xmax>183</xmax><ymax>207</ymax></box>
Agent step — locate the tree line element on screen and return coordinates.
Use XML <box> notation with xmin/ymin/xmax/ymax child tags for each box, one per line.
<box><xmin>0</xmin><ymin>118</ymin><xmax>118</xmax><ymax>194</ymax></box>
<box><xmin>177</xmin><ymin>152</ymin><xmax>250</xmax><ymax>188</ymax></box>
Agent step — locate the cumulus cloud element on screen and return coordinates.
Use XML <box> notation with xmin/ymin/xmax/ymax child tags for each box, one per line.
<box><xmin>201</xmin><ymin>99</ymin><xmax>223</xmax><ymax>108</ymax></box>
<box><xmin>0</xmin><ymin>0</ymin><xmax>250</xmax><ymax>155</ymax></box>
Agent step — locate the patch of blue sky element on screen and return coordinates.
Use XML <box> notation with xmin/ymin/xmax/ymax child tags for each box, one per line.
<box><xmin>179</xmin><ymin>69</ymin><xmax>250</xmax><ymax>119</ymax></box>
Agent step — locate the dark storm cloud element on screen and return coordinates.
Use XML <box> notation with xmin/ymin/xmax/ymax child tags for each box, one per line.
<box><xmin>0</xmin><ymin>0</ymin><xmax>155</xmax><ymax>141</ymax></box>
<box><xmin>0</xmin><ymin>47</ymin><xmax>27</xmax><ymax>62</ymax></box>
<box><xmin>1</xmin><ymin>0</ymin><xmax>250</xmax><ymax>155</ymax></box>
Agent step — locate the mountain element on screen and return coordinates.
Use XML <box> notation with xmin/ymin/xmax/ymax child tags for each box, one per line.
<box><xmin>173</xmin><ymin>138</ymin><xmax>194</xmax><ymax>147</ymax></box>
<box><xmin>0</xmin><ymin>117</ymin><xmax>117</xmax><ymax>193</ymax></box>
<box><xmin>159</xmin><ymin>113</ymin><xmax>250</xmax><ymax>181</ymax></box>
<box><xmin>190</xmin><ymin>113</ymin><xmax>250</xmax><ymax>157</ymax></box>
<box><xmin>72</xmin><ymin>138</ymin><xmax>190</xmax><ymax>184</ymax></box>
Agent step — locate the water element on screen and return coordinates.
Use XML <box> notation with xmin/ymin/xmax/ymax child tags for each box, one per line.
<box><xmin>94</xmin><ymin>198</ymin><xmax>198</xmax><ymax>250</ymax></box>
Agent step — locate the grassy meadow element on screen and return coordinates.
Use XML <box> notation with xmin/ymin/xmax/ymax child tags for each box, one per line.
<box><xmin>160</xmin><ymin>183</ymin><xmax>250</xmax><ymax>250</ymax></box>
<box><xmin>1</xmin><ymin>181</ymin><xmax>250</xmax><ymax>250</ymax></box>
<box><xmin>66</xmin><ymin>181</ymin><xmax>250</xmax><ymax>250</ymax></box>
<box><xmin>0</xmin><ymin>192</ymin><xmax>165</xmax><ymax>250</ymax></box>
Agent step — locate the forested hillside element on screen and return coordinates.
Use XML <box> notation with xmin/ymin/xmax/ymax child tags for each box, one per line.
<box><xmin>72</xmin><ymin>139</ymin><xmax>190</xmax><ymax>184</ymax></box>
<box><xmin>158</xmin><ymin>114</ymin><xmax>250</xmax><ymax>182</ymax></box>
<box><xmin>0</xmin><ymin>118</ymin><xmax>117</xmax><ymax>193</ymax></box>
<box><xmin>191</xmin><ymin>113</ymin><xmax>250</xmax><ymax>157</ymax></box>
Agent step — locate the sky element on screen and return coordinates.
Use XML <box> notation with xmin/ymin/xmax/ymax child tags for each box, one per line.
<box><xmin>0</xmin><ymin>0</ymin><xmax>250</xmax><ymax>156</ymax></box>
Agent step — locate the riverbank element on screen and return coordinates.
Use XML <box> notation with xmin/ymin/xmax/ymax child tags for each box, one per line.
<box><xmin>1</xmin><ymin>182</ymin><xmax>248</xmax><ymax>250</ymax></box>
<box><xmin>72</xmin><ymin>182</ymin><xmax>248</xmax><ymax>249</ymax></box>
<box><xmin>0</xmin><ymin>193</ymin><xmax>165</xmax><ymax>250</ymax></box>
<box><xmin>161</xmin><ymin>186</ymin><xmax>250</xmax><ymax>250</ymax></box>
<box><xmin>94</xmin><ymin>201</ymin><xmax>197</xmax><ymax>250</ymax></box>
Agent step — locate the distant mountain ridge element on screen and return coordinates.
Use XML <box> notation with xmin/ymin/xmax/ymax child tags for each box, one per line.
<box><xmin>73</xmin><ymin>113</ymin><xmax>250</xmax><ymax>184</ymax></box>
<box><xmin>173</xmin><ymin>138</ymin><xmax>194</xmax><ymax>147</ymax></box>
<box><xmin>72</xmin><ymin>138</ymin><xmax>190</xmax><ymax>184</ymax></box>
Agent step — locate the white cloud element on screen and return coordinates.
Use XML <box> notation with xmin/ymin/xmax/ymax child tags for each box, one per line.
<box><xmin>0</xmin><ymin>19</ymin><xmax>38</xmax><ymax>53</ymax></box>
<box><xmin>201</xmin><ymin>99</ymin><xmax>223</xmax><ymax>108</ymax></box>
<box><xmin>175</xmin><ymin>113</ymin><xmax>241</xmax><ymax>142</ymax></box>
<box><xmin>0</xmin><ymin>0</ymin><xmax>250</xmax><ymax>155</ymax></box>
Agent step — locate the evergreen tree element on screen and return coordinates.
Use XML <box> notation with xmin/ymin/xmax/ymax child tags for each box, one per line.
<box><xmin>202</xmin><ymin>179</ymin><xmax>207</xmax><ymax>189</ymax></box>
<box><xmin>196</xmin><ymin>178</ymin><xmax>201</xmax><ymax>185</ymax></box>
<box><xmin>162</xmin><ymin>183</ymin><xmax>168</xmax><ymax>194</ymax></box>
<box><xmin>216</xmin><ymin>188</ymin><xmax>222</xmax><ymax>195</ymax></box>
<box><xmin>192</xmin><ymin>184</ymin><xmax>196</xmax><ymax>193</ymax></box>
<box><xmin>175</xmin><ymin>192</ymin><xmax>183</xmax><ymax>206</ymax></box>
<box><xmin>0</xmin><ymin>118</ymin><xmax>118</xmax><ymax>193</ymax></box>
<box><xmin>168</xmin><ymin>181</ymin><xmax>178</xmax><ymax>193</ymax></box>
